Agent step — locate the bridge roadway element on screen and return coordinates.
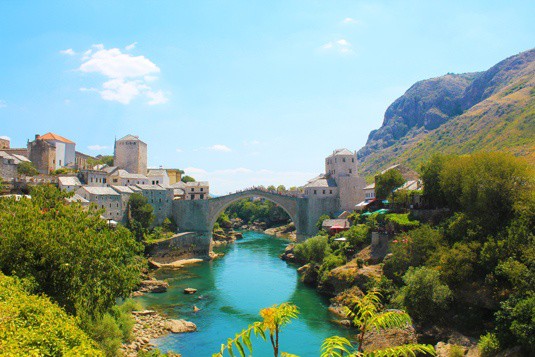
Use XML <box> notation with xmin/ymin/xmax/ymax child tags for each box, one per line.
<box><xmin>172</xmin><ymin>188</ymin><xmax>340</xmax><ymax>255</ymax></box>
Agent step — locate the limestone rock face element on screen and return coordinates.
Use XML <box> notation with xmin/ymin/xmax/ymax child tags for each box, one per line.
<box><xmin>165</xmin><ymin>319</ymin><xmax>197</xmax><ymax>333</ymax></box>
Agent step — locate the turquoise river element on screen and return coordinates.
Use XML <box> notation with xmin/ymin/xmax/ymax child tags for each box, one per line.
<box><xmin>135</xmin><ymin>231</ymin><xmax>352</xmax><ymax>356</ymax></box>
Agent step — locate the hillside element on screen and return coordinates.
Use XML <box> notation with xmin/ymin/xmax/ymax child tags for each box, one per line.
<box><xmin>358</xmin><ymin>48</ymin><xmax>535</xmax><ymax>176</ymax></box>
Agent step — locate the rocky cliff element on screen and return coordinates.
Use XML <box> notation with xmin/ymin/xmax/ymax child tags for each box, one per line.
<box><xmin>358</xmin><ymin>48</ymin><xmax>535</xmax><ymax>175</ymax></box>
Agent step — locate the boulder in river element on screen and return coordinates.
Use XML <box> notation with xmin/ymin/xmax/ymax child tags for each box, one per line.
<box><xmin>184</xmin><ymin>287</ymin><xmax>197</xmax><ymax>294</ymax></box>
<box><xmin>165</xmin><ymin>319</ymin><xmax>197</xmax><ymax>333</ymax></box>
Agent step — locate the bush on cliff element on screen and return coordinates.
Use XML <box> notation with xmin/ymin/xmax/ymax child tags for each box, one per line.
<box><xmin>0</xmin><ymin>273</ymin><xmax>102</xmax><ymax>356</ymax></box>
<box><xmin>395</xmin><ymin>266</ymin><xmax>452</xmax><ymax>324</ymax></box>
<box><xmin>293</xmin><ymin>234</ymin><xmax>330</xmax><ymax>264</ymax></box>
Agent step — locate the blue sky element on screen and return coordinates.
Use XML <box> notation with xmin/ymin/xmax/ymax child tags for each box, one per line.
<box><xmin>0</xmin><ymin>0</ymin><xmax>534</xmax><ymax>194</ymax></box>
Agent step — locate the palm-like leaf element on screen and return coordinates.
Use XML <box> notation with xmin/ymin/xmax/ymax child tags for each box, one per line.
<box><xmin>368</xmin><ymin>310</ymin><xmax>412</xmax><ymax>331</ymax></box>
<box><xmin>362</xmin><ymin>344</ymin><xmax>436</xmax><ymax>357</ymax></box>
<box><xmin>321</xmin><ymin>336</ymin><xmax>354</xmax><ymax>357</ymax></box>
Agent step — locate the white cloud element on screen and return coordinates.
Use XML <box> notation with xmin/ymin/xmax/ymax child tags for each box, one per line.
<box><xmin>125</xmin><ymin>42</ymin><xmax>137</xmax><ymax>51</ymax></box>
<box><xmin>73</xmin><ymin>44</ymin><xmax>168</xmax><ymax>105</ymax></box>
<box><xmin>0</xmin><ymin>135</ymin><xmax>10</xmax><ymax>141</ymax></box>
<box><xmin>243</xmin><ymin>139</ymin><xmax>261</xmax><ymax>146</ymax></box>
<box><xmin>146</xmin><ymin>90</ymin><xmax>169</xmax><ymax>105</ymax></box>
<box><xmin>208</xmin><ymin>144</ymin><xmax>232</xmax><ymax>152</ymax></box>
<box><xmin>184</xmin><ymin>167</ymin><xmax>208</xmax><ymax>175</ymax></box>
<box><xmin>175</xmin><ymin>148</ymin><xmax>183</xmax><ymax>153</ymax></box>
<box><xmin>0</xmin><ymin>100</ymin><xmax>6</xmax><ymax>108</ymax></box>
<box><xmin>79</xmin><ymin>47</ymin><xmax>159</xmax><ymax>78</ymax></box>
<box><xmin>60</xmin><ymin>48</ymin><xmax>76</xmax><ymax>56</ymax></box>
<box><xmin>88</xmin><ymin>144</ymin><xmax>109</xmax><ymax>151</ymax></box>
<box><xmin>319</xmin><ymin>38</ymin><xmax>353</xmax><ymax>54</ymax></box>
<box><xmin>341</xmin><ymin>17</ymin><xmax>359</xmax><ymax>25</ymax></box>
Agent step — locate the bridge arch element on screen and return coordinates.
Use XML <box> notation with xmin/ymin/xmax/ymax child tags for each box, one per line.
<box><xmin>207</xmin><ymin>190</ymin><xmax>300</xmax><ymax>236</ymax></box>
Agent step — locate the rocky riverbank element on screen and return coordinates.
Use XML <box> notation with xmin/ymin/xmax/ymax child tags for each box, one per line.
<box><xmin>120</xmin><ymin>310</ymin><xmax>196</xmax><ymax>356</ymax></box>
<box><xmin>264</xmin><ymin>222</ymin><xmax>296</xmax><ymax>241</ymax></box>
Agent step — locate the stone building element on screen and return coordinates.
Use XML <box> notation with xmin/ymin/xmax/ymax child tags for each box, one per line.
<box><xmin>114</xmin><ymin>135</ymin><xmax>147</xmax><ymax>175</ymax></box>
<box><xmin>75</xmin><ymin>151</ymin><xmax>93</xmax><ymax>170</ymax></box>
<box><xmin>0</xmin><ymin>137</ymin><xmax>10</xmax><ymax>150</ymax></box>
<box><xmin>76</xmin><ymin>186</ymin><xmax>122</xmax><ymax>220</ymax></box>
<box><xmin>38</xmin><ymin>133</ymin><xmax>76</xmax><ymax>170</ymax></box>
<box><xmin>110</xmin><ymin>185</ymin><xmax>135</xmax><ymax>221</ymax></box>
<box><xmin>184</xmin><ymin>181</ymin><xmax>209</xmax><ymax>200</ymax></box>
<box><xmin>79</xmin><ymin>169</ymin><xmax>108</xmax><ymax>187</ymax></box>
<box><xmin>147</xmin><ymin>169</ymin><xmax>169</xmax><ymax>186</ymax></box>
<box><xmin>135</xmin><ymin>184</ymin><xmax>174</xmax><ymax>224</ymax></box>
<box><xmin>58</xmin><ymin>176</ymin><xmax>83</xmax><ymax>192</ymax></box>
<box><xmin>0</xmin><ymin>151</ymin><xmax>19</xmax><ymax>180</ymax></box>
<box><xmin>304</xmin><ymin>149</ymin><xmax>366</xmax><ymax>212</ymax></box>
<box><xmin>165</xmin><ymin>169</ymin><xmax>182</xmax><ymax>185</ymax></box>
<box><xmin>27</xmin><ymin>136</ymin><xmax>56</xmax><ymax>174</ymax></box>
<box><xmin>108</xmin><ymin>169</ymin><xmax>149</xmax><ymax>186</ymax></box>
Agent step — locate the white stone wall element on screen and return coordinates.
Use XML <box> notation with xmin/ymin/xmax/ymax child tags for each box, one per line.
<box><xmin>304</xmin><ymin>186</ymin><xmax>338</xmax><ymax>198</ymax></box>
<box><xmin>336</xmin><ymin>176</ymin><xmax>367</xmax><ymax>211</ymax></box>
<box><xmin>325</xmin><ymin>153</ymin><xmax>358</xmax><ymax>179</ymax></box>
<box><xmin>114</xmin><ymin>139</ymin><xmax>148</xmax><ymax>175</ymax></box>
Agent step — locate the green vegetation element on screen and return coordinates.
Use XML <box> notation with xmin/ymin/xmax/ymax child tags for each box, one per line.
<box><xmin>321</xmin><ymin>290</ymin><xmax>435</xmax><ymax>357</ymax></box>
<box><xmin>0</xmin><ymin>273</ymin><xmax>103</xmax><ymax>356</ymax></box>
<box><xmin>181</xmin><ymin>175</ymin><xmax>196</xmax><ymax>183</ymax></box>
<box><xmin>127</xmin><ymin>192</ymin><xmax>155</xmax><ymax>241</ymax></box>
<box><xmin>225</xmin><ymin>197</ymin><xmax>290</xmax><ymax>228</ymax></box>
<box><xmin>87</xmin><ymin>155</ymin><xmax>114</xmax><ymax>167</ymax></box>
<box><xmin>375</xmin><ymin>169</ymin><xmax>405</xmax><ymax>200</ymax></box>
<box><xmin>293</xmin><ymin>152</ymin><xmax>534</xmax><ymax>354</ymax></box>
<box><xmin>17</xmin><ymin>161</ymin><xmax>39</xmax><ymax>176</ymax></box>
<box><xmin>0</xmin><ymin>185</ymin><xmax>145</xmax><ymax>356</ymax></box>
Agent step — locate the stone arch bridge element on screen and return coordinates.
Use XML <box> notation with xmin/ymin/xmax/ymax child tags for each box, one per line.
<box><xmin>172</xmin><ymin>188</ymin><xmax>339</xmax><ymax>255</ymax></box>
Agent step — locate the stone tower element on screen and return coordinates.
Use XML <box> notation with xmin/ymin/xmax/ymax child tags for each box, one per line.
<box><xmin>114</xmin><ymin>135</ymin><xmax>147</xmax><ymax>175</ymax></box>
<box><xmin>325</xmin><ymin>149</ymin><xmax>366</xmax><ymax>211</ymax></box>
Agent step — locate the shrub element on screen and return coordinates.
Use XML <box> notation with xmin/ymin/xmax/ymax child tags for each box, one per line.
<box><xmin>17</xmin><ymin>161</ymin><xmax>39</xmax><ymax>176</ymax></box>
<box><xmin>433</xmin><ymin>241</ymin><xmax>480</xmax><ymax>287</ymax></box>
<box><xmin>449</xmin><ymin>345</ymin><xmax>465</xmax><ymax>357</ymax></box>
<box><xmin>319</xmin><ymin>253</ymin><xmax>346</xmax><ymax>283</ymax></box>
<box><xmin>84</xmin><ymin>313</ymin><xmax>123</xmax><ymax>357</ymax></box>
<box><xmin>478</xmin><ymin>333</ymin><xmax>500</xmax><ymax>356</ymax></box>
<box><xmin>495</xmin><ymin>296</ymin><xmax>535</xmax><ymax>353</ymax></box>
<box><xmin>293</xmin><ymin>235</ymin><xmax>330</xmax><ymax>263</ymax></box>
<box><xmin>384</xmin><ymin>213</ymin><xmax>420</xmax><ymax>233</ymax></box>
<box><xmin>383</xmin><ymin>225</ymin><xmax>444</xmax><ymax>283</ymax></box>
<box><xmin>0</xmin><ymin>273</ymin><xmax>102</xmax><ymax>356</ymax></box>
<box><xmin>396</xmin><ymin>266</ymin><xmax>452</xmax><ymax>323</ymax></box>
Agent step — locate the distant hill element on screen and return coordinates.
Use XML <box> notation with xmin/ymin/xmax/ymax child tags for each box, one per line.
<box><xmin>357</xmin><ymin>48</ymin><xmax>535</xmax><ymax>176</ymax></box>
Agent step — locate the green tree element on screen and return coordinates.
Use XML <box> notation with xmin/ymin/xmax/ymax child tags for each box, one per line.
<box><xmin>420</xmin><ymin>154</ymin><xmax>449</xmax><ymax>208</ymax></box>
<box><xmin>181</xmin><ymin>175</ymin><xmax>196</xmax><ymax>183</ymax></box>
<box><xmin>293</xmin><ymin>235</ymin><xmax>330</xmax><ymax>264</ymax></box>
<box><xmin>321</xmin><ymin>290</ymin><xmax>436</xmax><ymax>356</ymax></box>
<box><xmin>0</xmin><ymin>185</ymin><xmax>143</xmax><ymax>319</ymax></box>
<box><xmin>276</xmin><ymin>185</ymin><xmax>286</xmax><ymax>192</ymax></box>
<box><xmin>267</xmin><ymin>185</ymin><xmax>277</xmax><ymax>191</ymax></box>
<box><xmin>439</xmin><ymin>152</ymin><xmax>533</xmax><ymax>235</ymax></box>
<box><xmin>127</xmin><ymin>193</ymin><xmax>154</xmax><ymax>240</ymax></box>
<box><xmin>375</xmin><ymin>169</ymin><xmax>405</xmax><ymax>200</ymax></box>
<box><xmin>395</xmin><ymin>267</ymin><xmax>452</xmax><ymax>323</ymax></box>
<box><xmin>17</xmin><ymin>161</ymin><xmax>39</xmax><ymax>176</ymax></box>
<box><xmin>316</xmin><ymin>214</ymin><xmax>331</xmax><ymax>230</ymax></box>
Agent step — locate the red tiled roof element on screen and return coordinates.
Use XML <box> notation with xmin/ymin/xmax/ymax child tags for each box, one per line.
<box><xmin>39</xmin><ymin>132</ymin><xmax>75</xmax><ymax>144</ymax></box>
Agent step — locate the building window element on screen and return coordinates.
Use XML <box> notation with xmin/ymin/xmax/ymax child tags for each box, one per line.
<box><xmin>190</xmin><ymin>194</ymin><xmax>194</xmax><ymax>200</ymax></box>
<box><xmin>330</xmin><ymin>190</ymin><xmax>333</xmax><ymax>194</ymax></box>
<box><xmin>200</xmin><ymin>194</ymin><xmax>204</xmax><ymax>199</ymax></box>
<box><xmin>349</xmin><ymin>169</ymin><xmax>352</xmax><ymax>173</ymax></box>
<box><xmin>342</xmin><ymin>158</ymin><xmax>345</xmax><ymax>162</ymax></box>
<box><xmin>323</xmin><ymin>190</ymin><xmax>325</xmax><ymax>194</ymax></box>
<box><xmin>314</xmin><ymin>190</ymin><xmax>317</xmax><ymax>194</ymax></box>
<box><xmin>352</xmin><ymin>158</ymin><xmax>354</xmax><ymax>163</ymax></box>
<box><xmin>200</xmin><ymin>188</ymin><xmax>204</xmax><ymax>192</ymax></box>
<box><xmin>191</xmin><ymin>188</ymin><xmax>194</xmax><ymax>192</ymax></box>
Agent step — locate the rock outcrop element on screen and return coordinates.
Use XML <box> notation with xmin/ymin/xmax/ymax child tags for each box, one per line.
<box><xmin>164</xmin><ymin>319</ymin><xmax>197</xmax><ymax>333</ymax></box>
<box><xmin>137</xmin><ymin>279</ymin><xmax>169</xmax><ymax>293</ymax></box>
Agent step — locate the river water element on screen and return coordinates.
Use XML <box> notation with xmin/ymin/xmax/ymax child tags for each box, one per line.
<box><xmin>136</xmin><ymin>231</ymin><xmax>351</xmax><ymax>356</ymax></box>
